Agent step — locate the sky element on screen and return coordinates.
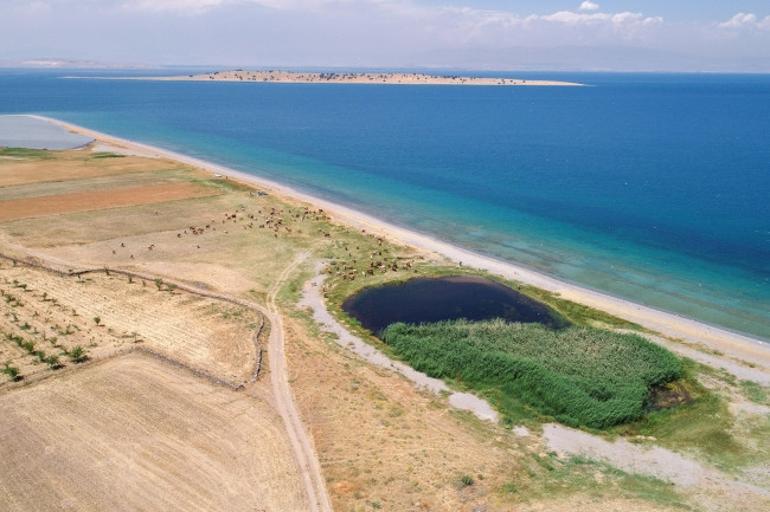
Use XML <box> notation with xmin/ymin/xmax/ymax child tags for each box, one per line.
<box><xmin>1</xmin><ymin>0</ymin><xmax>770</xmax><ymax>71</ymax></box>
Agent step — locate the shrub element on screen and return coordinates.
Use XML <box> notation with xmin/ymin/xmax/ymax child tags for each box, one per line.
<box><xmin>68</xmin><ymin>346</ymin><xmax>88</xmax><ymax>363</ymax></box>
<box><xmin>93</xmin><ymin>316</ymin><xmax>101</xmax><ymax>326</ymax></box>
<box><xmin>459</xmin><ymin>475</ymin><xmax>475</xmax><ymax>487</ymax></box>
<box><xmin>382</xmin><ymin>320</ymin><xmax>683</xmax><ymax>429</ymax></box>
<box><xmin>44</xmin><ymin>354</ymin><xmax>62</xmax><ymax>370</ymax></box>
<box><xmin>2</xmin><ymin>362</ymin><xmax>20</xmax><ymax>381</ymax></box>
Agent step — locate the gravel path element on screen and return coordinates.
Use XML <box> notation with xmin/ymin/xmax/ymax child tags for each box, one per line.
<box><xmin>298</xmin><ymin>266</ymin><xmax>499</xmax><ymax>423</ymax></box>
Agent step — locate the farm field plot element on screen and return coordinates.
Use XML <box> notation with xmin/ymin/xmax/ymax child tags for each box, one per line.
<box><xmin>0</xmin><ymin>260</ymin><xmax>260</xmax><ymax>385</ymax></box>
<box><xmin>0</xmin><ymin>352</ymin><xmax>308</xmax><ymax>512</ymax></box>
<box><xmin>0</xmin><ymin>182</ymin><xmax>220</xmax><ymax>222</ymax></box>
<box><xmin>0</xmin><ymin>148</ymin><xmax>191</xmax><ymax>187</ymax></box>
<box><xmin>0</xmin><ymin>168</ymin><xmax>198</xmax><ymax>201</ymax></box>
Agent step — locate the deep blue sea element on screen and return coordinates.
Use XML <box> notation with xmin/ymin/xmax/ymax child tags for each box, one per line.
<box><xmin>1</xmin><ymin>69</ymin><xmax>769</xmax><ymax>340</ymax></box>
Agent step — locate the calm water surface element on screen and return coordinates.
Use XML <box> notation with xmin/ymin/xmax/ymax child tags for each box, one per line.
<box><xmin>343</xmin><ymin>276</ymin><xmax>566</xmax><ymax>334</ymax></box>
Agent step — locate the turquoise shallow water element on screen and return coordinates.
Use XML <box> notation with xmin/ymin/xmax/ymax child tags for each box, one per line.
<box><xmin>1</xmin><ymin>70</ymin><xmax>768</xmax><ymax>341</ymax></box>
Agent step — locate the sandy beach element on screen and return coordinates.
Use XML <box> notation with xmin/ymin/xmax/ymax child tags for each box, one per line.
<box><xmin>105</xmin><ymin>70</ymin><xmax>583</xmax><ymax>87</ymax></box>
<box><xmin>30</xmin><ymin>115</ymin><xmax>770</xmax><ymax>370</ymax></box>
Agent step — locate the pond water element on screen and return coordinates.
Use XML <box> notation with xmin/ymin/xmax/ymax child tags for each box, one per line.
<box><xmin>342</xmin><ymin>275</ymin><xmax>565</xmax><ymax>334</ymax></box>
<box><xmin>0</xmin><ymin>115</ymin><xmax>93</xmax><ymax>150</ymax></box>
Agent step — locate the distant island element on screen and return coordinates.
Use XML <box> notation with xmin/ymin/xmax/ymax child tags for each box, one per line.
<box><xmin>140</xmin><ymin>70</ymin><xmax>583</xmax><ymax>87</ymax></box>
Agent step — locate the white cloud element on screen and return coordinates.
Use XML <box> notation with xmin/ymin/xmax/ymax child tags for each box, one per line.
<box><xmin>123</xmin><ymin>0</ymin><xmax>228</xmax><ymax>13</ymax></box>
<box><xmin>718</xmin><ymin>12</ymin><xmax>770</xmax><ymax>30</ymax></box>
<box><xmin>116</xmin><ymin>0</ymin><xmax>665</xmax><ymax>44</ymax></box>
<box><xmin>122</xmin><ymin>0</ymin><xmax>353</xmax><ymax>13</ymax></box>
<box><xmin>538</xmin><ymin>10</ymin><xmax>662</xmax><ymax>29</ymax></box>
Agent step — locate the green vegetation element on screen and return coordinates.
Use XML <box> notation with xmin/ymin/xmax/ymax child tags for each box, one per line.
<box><xmin>516</xmin><ymin>283</ymin><xmax>642</xmax><ymax>330</ymax></box>
<box><xmin>2</xmin><ymin>362</ymin><xmax>21</xmax><ymax>381</ymax></box>
<box><xmin>458</xmin><ymin>474</ymin><xmax>475</xmax><ymax>487</ymax></box>
<box><xmin>382</xmin><ymin>319</ymin><xmax>683</xmax><ymax>428</ymax></box>
<box><xmin>44</xmin><ymin>353</ymin><xmax>62</xmax><ymax>370</ymax></box>
<box><xmin>0</xmin><ymin>147</ymin><xmax>52</xmax><ymax>159</ymax></box>
<box><xmin>90</xmin><ymin>152</ymin><xmax>125</xmax><ymax>159</ymax></box>
<box><xmin>67</xmin><ymin>345</ymin><xmax>88</xmax><ymax>363</ymax></box>
<box><xmin>740</xmin><ymin>380</ymin><xmax>770</xmax><ymax>406</ymax></box>
<box><xmin>617</xmin><ymin>363</ymin><xmax>770</xmax><ymax>471</ymax></box>
<box><xmin>501</xmin><ymin>454</ymin><xmax>686</xmax><ymax>509</ymax></box>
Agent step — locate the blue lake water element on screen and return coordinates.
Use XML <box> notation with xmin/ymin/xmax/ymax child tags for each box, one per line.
<box><xmin>1</xmin><ymin>69</ymin><xmax>769</xmax><ymax>340</ymax></box>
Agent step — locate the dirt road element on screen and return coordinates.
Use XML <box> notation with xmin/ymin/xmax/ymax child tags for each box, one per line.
<box><xmin>266</xmin><ymin>252</ymin><xmax>333</xmax><ymax>512</ymax></box>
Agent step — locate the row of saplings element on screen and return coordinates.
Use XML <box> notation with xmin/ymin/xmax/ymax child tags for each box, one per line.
<box><xmin>2</xmin><ymin>332</ymin><xmax>88</xmax><ymax>382</ymax></box>
<box><xmin>381</xmin><ymin>318</ymin><xmax>684</xmax><ymax>429</ymax></box>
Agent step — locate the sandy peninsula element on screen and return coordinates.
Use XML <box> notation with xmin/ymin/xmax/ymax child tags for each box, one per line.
<box><xmin>2</xmin><ymin>115</ymin><xmax>769</xmax><ymax>512</ymax></box>
<box><xmin>132</xmin><ymin>69</ymin><xmax>583</xmax><ymax>87</ymax></box>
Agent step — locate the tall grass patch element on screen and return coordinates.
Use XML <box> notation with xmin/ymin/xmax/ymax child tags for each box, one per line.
<box><xmin>382</xmin><ymin>319</ymin><xmax>683</xmax><ymax>428</ymax></box>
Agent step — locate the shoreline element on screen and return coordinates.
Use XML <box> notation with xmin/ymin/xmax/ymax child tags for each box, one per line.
<box><xmin>25</xmin><ymin>115</ymin><xmax>770</xmax><ymax>369</ymax></box>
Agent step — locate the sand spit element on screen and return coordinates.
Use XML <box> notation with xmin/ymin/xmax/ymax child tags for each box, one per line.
<box><xmin>25</xmin><ymin>115</ymin><xmax>770</xmax><ymax>372</ymax></box>
<box><xmin>97</xmin><ymin>69</ymin><xmax>584</xmax><ymax>87</ymax></box>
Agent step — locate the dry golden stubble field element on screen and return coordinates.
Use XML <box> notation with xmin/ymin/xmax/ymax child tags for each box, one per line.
<box><xmin>0</xmin><ymin>352</ymin><xmax>308</xmax><ymax>512</ymax></box>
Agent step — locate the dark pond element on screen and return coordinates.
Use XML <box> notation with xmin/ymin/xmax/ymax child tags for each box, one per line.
<box><xmin>342</xmin><ymin>276</ymin><xmax>566</xmax><ymax>334</ymax></box>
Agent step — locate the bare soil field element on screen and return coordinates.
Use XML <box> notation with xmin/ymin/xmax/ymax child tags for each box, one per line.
<box><xmin>0</xmin><ymin>182</ymin><xmax>220</xmax><ymax>222</ymax></box>
<box><xmin>0</xmin><ymin>352</ymin><xmax>308</xmax><ymax>512</ymax></box>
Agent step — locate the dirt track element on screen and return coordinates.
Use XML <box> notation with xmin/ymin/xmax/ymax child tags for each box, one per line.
<box><xmin>266</xmin><ymin>252</ymin><xmax>333</xmax><ymax>512</ymax></box>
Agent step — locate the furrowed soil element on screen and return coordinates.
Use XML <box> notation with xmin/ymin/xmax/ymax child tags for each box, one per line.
<box><xmin>0</xmin><ymin>352</ymin><xmax>307</xmax><ymax>512</ymax></box>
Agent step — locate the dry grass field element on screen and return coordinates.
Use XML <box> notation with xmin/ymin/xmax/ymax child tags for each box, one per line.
<box><xmin>0</xmin><ymin>150</ymin><xmax>181</xmax><ymax>188</ymax></box>
<box><xmin>0</xmin><ymin>352</ymin><xmax>307</xmax><ymax>512</ymax></box>
<box><xmin>0</xmin><ymin>148</ymin><xmax>313</xmax><ymax>511</ymax></box>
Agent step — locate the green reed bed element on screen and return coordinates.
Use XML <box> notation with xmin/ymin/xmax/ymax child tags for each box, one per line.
<box><xmin>382</xmin><ymin>319</ymin><xmax>683</xmax><ymax>428</ymax></box>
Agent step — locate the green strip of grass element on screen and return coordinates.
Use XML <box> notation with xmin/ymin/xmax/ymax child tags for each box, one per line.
<box><xmin>90</xmin><ymin>152</ymin><xmax>126</xmax><ymax>159</ymax></box>
<box><xmin>501</xmin><ymin>454</ymin><xmax>688</xmax><ymax>509</ymax></box>
<box><xmin>0</xmin><ymin>147</ymin><xmax>52</xmax><ymax>159</ymax></box>
<box><xmin>382</xmin><ymin>319</ymin><xmax>683</xmax><ymax>428</ymax></box>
